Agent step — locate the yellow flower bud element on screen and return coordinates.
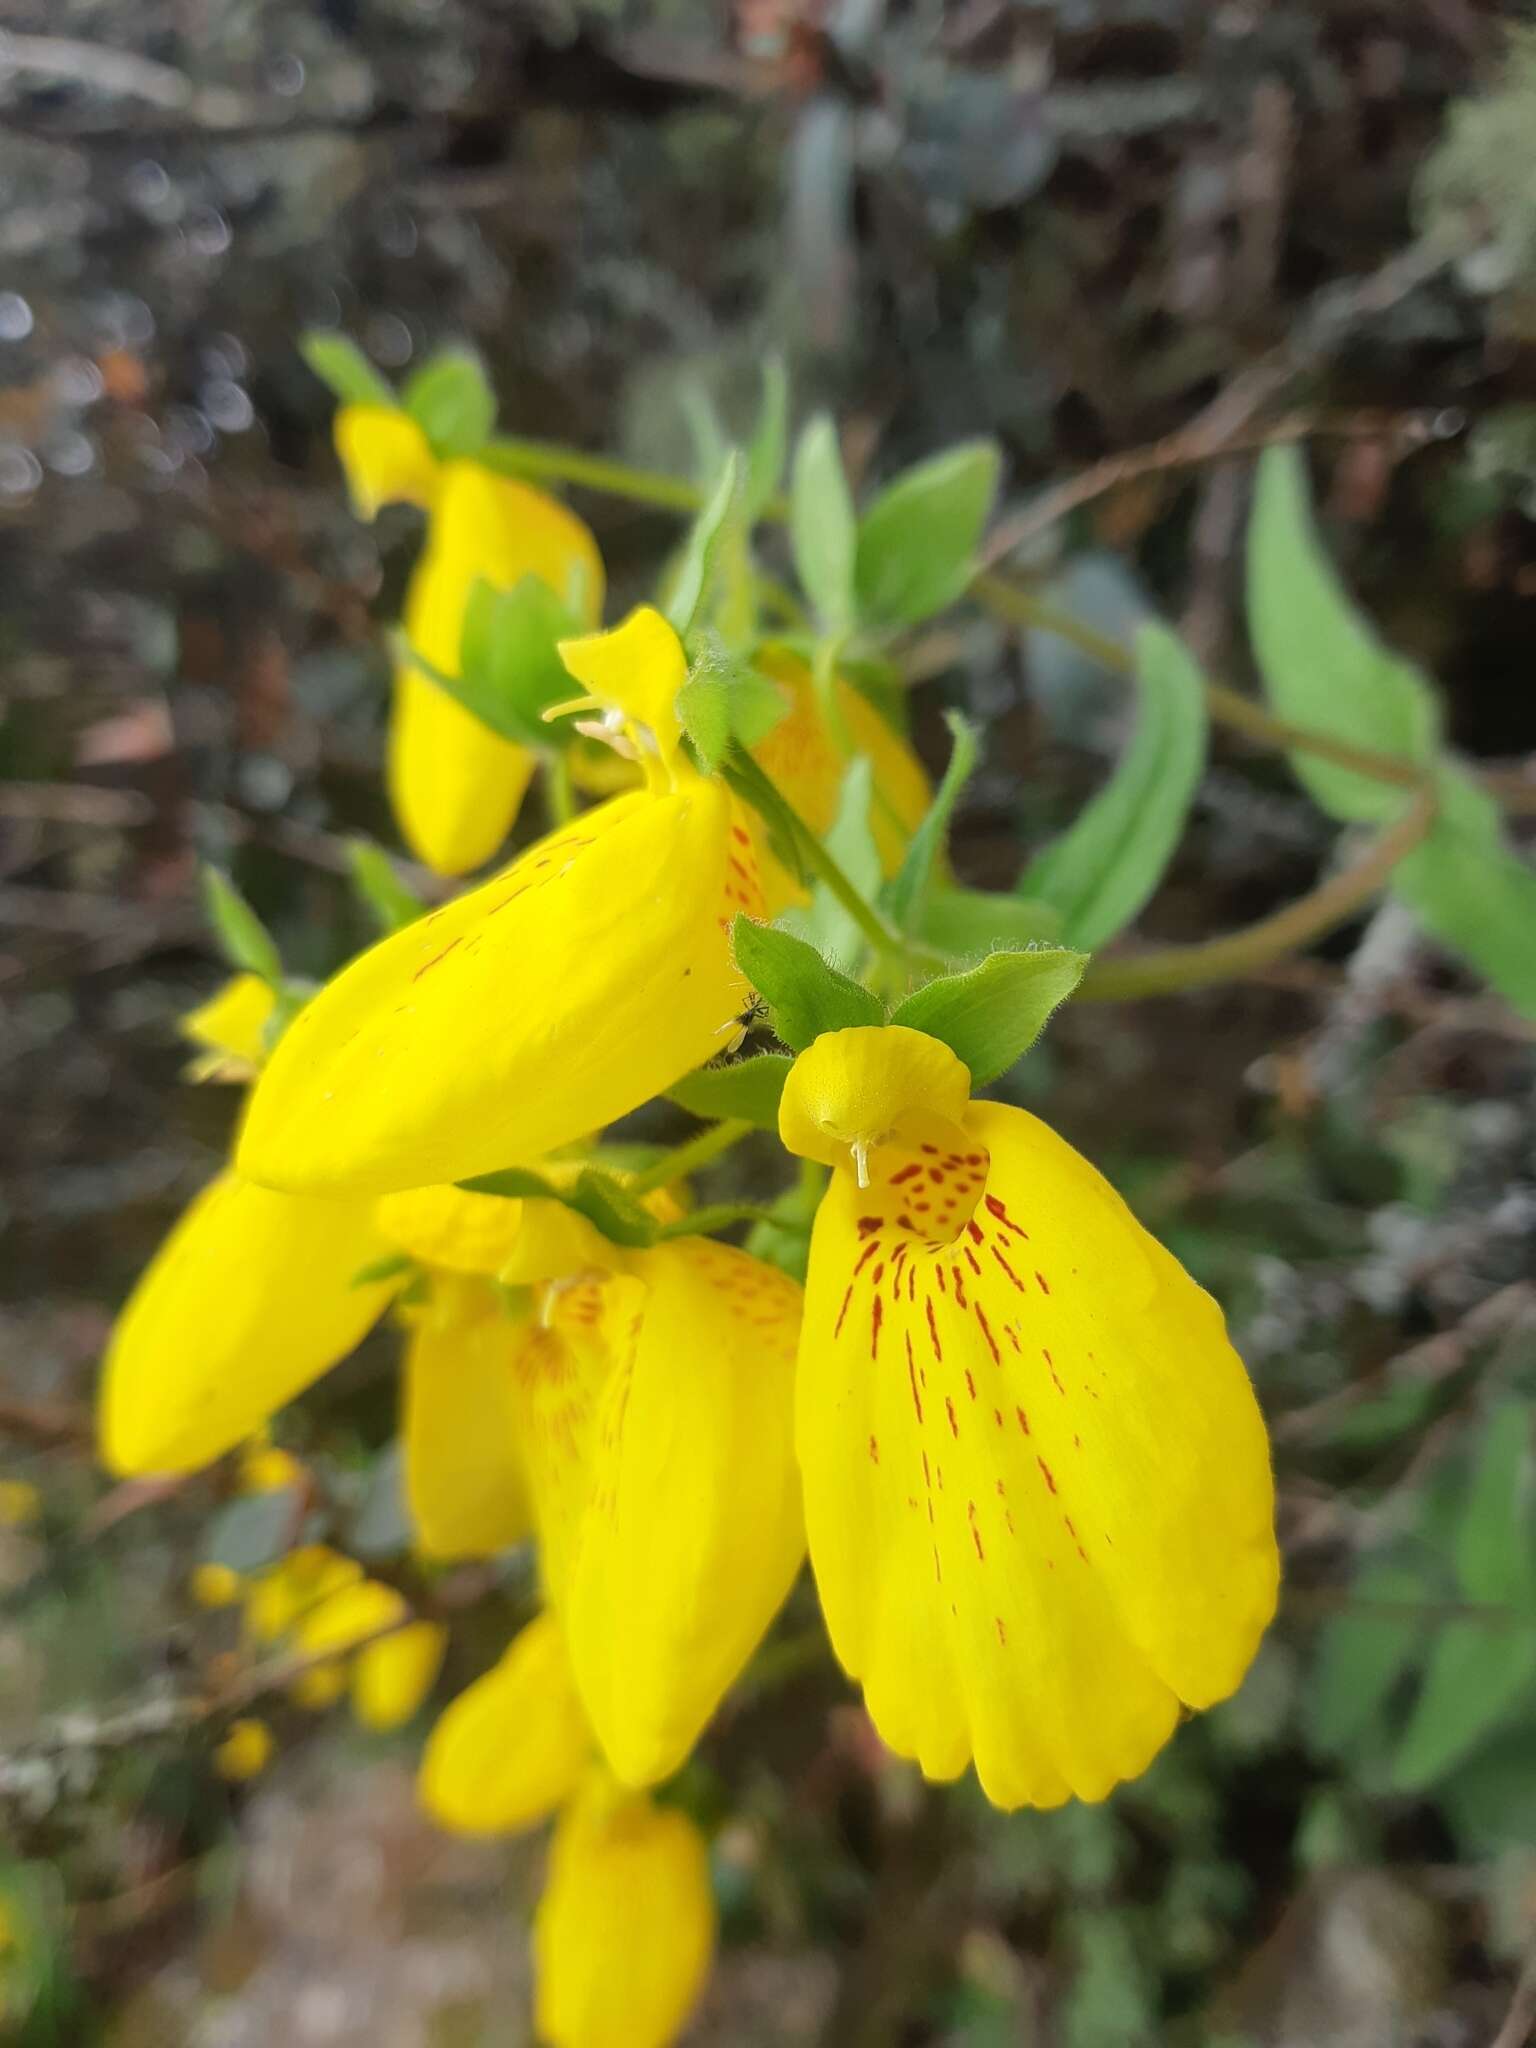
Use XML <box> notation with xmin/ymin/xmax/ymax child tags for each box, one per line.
<box><xmin>214</xmin><ymin>1717</ymin><xmax>274</xmax><ymax>1781</ymax></box>
<box><xmin>190</xmin><ymin>1562</ymin><xmax>244</xmax><ymax>1609</ymax></box>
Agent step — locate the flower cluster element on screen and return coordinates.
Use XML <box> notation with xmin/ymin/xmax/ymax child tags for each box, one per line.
<box><xmin>101</xmin><ymin>378</ymin><xmax>1278</xmax><ymax>2048</ymax></box>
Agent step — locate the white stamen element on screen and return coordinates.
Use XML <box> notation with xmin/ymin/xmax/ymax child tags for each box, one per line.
<box><xmin>851</xmin><ymin>1140</ymin><xmax>870</xmax><ymax>1189</ymax></box>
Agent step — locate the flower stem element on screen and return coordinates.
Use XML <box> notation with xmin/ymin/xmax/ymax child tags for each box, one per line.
<box><xmin>1079</xmin><ymin>786</ymin><xmax>1437</xmax><ymax>999</ymax></box>
<box><xmin>656</xmin><ymin>1200</ymin><xmax>802</xmax><ymax>1241</ymax></box>
<box><xmin>543</xmin><ymin>750</ymin><xmax>575</xmax><ymax>827</ymax></box>
<box><xmin>630</xmin><ymin>1118</ymin><xmax>753</xmax><ymax>1195</ymax></box>
<box><xmin>482</xmin><ymin>436</ymin><xmax>703</xmax><ymax>514</ymax></box>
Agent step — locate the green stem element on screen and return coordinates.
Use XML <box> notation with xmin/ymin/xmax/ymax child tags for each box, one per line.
<box><xmin>1079</xmin><ymin>786</ymin><xmax>1436</xmax><ymax>999</ymax></box>
<box><xmin>543</xmin><ymin>750</ymin><xmax>575</xmax><ymax>827</ymax></box>
<box><xmin>482</xmin><ymin>436</ymin><xmax>704</xmax><ymax>514</ymax></box>
<box><xmin>629</xmin><ymin>1118</ymin><xmax>753</xmax><ymax>1194</ymax></box>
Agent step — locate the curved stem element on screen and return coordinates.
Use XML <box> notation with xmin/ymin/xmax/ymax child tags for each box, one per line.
<box><xmin>656</xmin><ymin>1200</ymin><xmax>801</xmax><ymax>1240</ymax></box>
<box><xmin>482</xmin><ymin>435</ymin><xmax>704</xmax><ymax>513</ymax></box>
<box><xmin>543</xmin><ymin>750</ymin><xmax>575</xmax><ymax>827</ymax></box>
<box><xmin>1079</xmin><ymin>786</ymin><xmax>1437</xmax><ymax>1000</ymax></box>
<box><xmin>629</xmin><ymin>1118</ymin><xmax>753</xmax><ymax>1194</ymax></box>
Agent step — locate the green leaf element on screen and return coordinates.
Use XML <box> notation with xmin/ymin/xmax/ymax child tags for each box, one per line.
<box><xmin>1455</xmin><ymin>1401</ymin><xmax>1536</xmax><ymax>1606</ymax></box>
<box><xmin>677</xmin><ymin>644</ymin><xmax>790</xmax><ymax>774</ymax></box>
<box><xmin>448</xmin><ymin>573</ymin><xmax>581</xmax><ymax>746</ymax></box>
<box><xmin>1307</xmin><ymin>1560</ymin><xmax>1427</xmax><ymax>1753</ymax></box>
<box><xmin>346</xmin><ymin>838</ymin><xmax>425</xmax><ymax>935</ymax></box>
<box><xmin>1393</xmin><ymin>761</ymin><xmax>1536</xmax><ymax>1017</ymax></box>
<box><xmin>200</xmin><ymin>867</ymin><xmax>283</xmax><ymax>987</ymax></box>
<box><xmin>1017</xmin><ymin>623</ymin><xmax>1208</xmax><ymax>949</ymax></box>
<box><xmin>731</xmin><ymin>914</ymin><xmax>883</xmax><ymax>1050</ymax></box>
<box><xmin>350</xmin><ymin>1251</ymin><xmax>415</xmax><ymax>1289</ymax></box>
<box><xmin>790</xmin><ymin>414</ymin><xmax>857</xmax><ymax>630</ymax></box>
<box><xmin>1391</xmin><ymin>1615</ymin><xmax>1536</xmax><ymax>1791</ymax></box>
<box><xmin>402</xmin><ymin>348</ymin><xmax>497</xmax><ymax>459</ymax></box>
<box><xmin>854</xmin><ymin>440</ymin><xmax>1001</xmax><ymax>628</ymax></box>
<box><xmin>204</xmin><ymin>1489</ymin><xmax>302</xmax><ymax>1574</ymax></box>
<box><xmin>667</xmin><ymin>1052</ymin><xmax>793</xmax><ymax>1127</ymax></box>
<box><xmin>917</xmin><ymin>886</ymin><xmax>1063</xmax><ymax>958</ymax></box>
<box><xmin>886</xmin><ymin>711</ymin><xmax>978</xmax><ymax>931</ymax></box>
<box><xmin>299</xmin><ymin>331</ymin><xmax>396</xmax><ymax>409</ymax></box>
<box><xmin>666</xmin><ymin>451</ymin><xmax>742</xmax><ymax>636</ymax></box>
<box><xmin>568</xmin><ymin>1169</ymin><xmax>661</xmax><ymax>1248</ymax></box>
<box><xmin>679</xmin><ymin>380</ymin><xmax>728</xmax><ymax>484</ymax></box>
<box><xmin>456</xmin><ymin>1163</ymin><xmax>658</xmax><ymax>1249</ymax></box>
<box><xmin>1247</xmin><ymin>444</ymin><xmax>1439</xmax><ymax>822</ymax></box>
<box><xmin>784</xmin><ymin>758</ymin><xmax>881</xmax><ymax>965</ymax></box>
<box><xmin>348</xmin><ymin>1441</ymin><xmax>412</xmax><ymax>1560</ymax></box>
<box><xmin>1439</xmin><ymin>1723</ymin><xmax>1536</xmax><ymax>1853</ymax></box>
<box><xmin>744</xmin><ymin>358</ymin><xmax>788</xmax><ymax>520</ymax></box>
<box><xmin>889</xmin><ymin>946</ymin><xmax>1086</xmax><ymax>1086</ymax></box>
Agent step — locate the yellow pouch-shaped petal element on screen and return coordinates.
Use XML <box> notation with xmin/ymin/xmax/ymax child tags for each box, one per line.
<box><xmin>750</xmin><ymin>649</ymin><xmax>931</xmax><ymax>911</ymax></box>
<box><xmin>99</xmin><ymin>1171</ymin><xmax>395</xmax><ymax>1476</ymax></box>
<box><xmin>534</xmin><ymin>1779</ymin><xmax>714</xmax><ymax>2048</ymax></box>
<box><xmin>335</xmin><ymin>404</ymin><xmax>440</xmax><ymax>517</ymax></box>
<box><xmin>787</xmin><ymin>1033</ymin><xmax>1277</xmax><ymax>1809</ymax></box>
<box><xmin>402</xmin><ymin>1273</ymin><xmax>532</xmax><ymax>1560</ymax></box>
<box><xmin>419</xmin><ymin>1611</ymin><xmax>591</xmax><ymax>1835</ymax></box>
<box><xmin>390</xmin><ymin>462</ymin><xmax>605</xmax><ymax>876</ymax></box>
<box><xmin>238</xmin><ymin>781</ymin><xmax>754</xmax><ymax>1196</ymax></box>
<box><xmin>559</xmin><ymin>1240</ymin><xmax>804</xmax><ymax>1787</ymax></box>
<box><xmin>557</xmin><ymin>606</ymin><xmax>686</xmax><ymax>776</ymax></box>
<box><xmin>377</xmin><ymin>1178</ymin><xmax>625</xmax><ymax>1285</ymax></box>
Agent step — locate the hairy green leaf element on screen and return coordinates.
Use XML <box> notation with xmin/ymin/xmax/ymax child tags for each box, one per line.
<box><xmin>886</xmin><ymin>711</ymin><xmax>979</xmax><ymax>932</ymax></box>
<box><xmin>731</xmin><ymin>914</ymin><xmax>883</xmax><ymax>1050</ymax></box>
<box><xmin>854</xmin><ymin>440</ymin><xmax>1000</xmax><ymax>628</ymax></box>
<box><xmin>889</xmin><ymin>946</ymin><xmax>1086</xmax><ymax>1086</ymax></box>
<box><xmin>790</xmin><ymin>415</ymin><xmax>857</xmax><ymax>630</ymax></box>
<box><xmin>667</xmin><ymin>1052</ymin><xmax>793</xmax><ymax>1128</ymax></box>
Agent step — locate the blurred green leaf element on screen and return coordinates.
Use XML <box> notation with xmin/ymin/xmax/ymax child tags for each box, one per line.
<box><xmin>1393</xmin><ymin>762</ymin><xmax>1536</xmax><ymax>1018</ymax></box>
<box><xmin>677</xmin><ymin>645</ymin><xmax>789</xmax><ymax>773</ymax></box>
<box><xmin>402</xmin><ymin>348</ymin><xmax>497</xmax><ymax>458</ymax></box>
<box><xmin>890</xmin><ymin>946</ymin><xmax>1086</xmax><ymax>1086</ymax></box>
<box><xmin>1308</xmin><ymin>1560</ymin><xmax>1426</xmax><ymax>1753</ymax></box>
<box><xmin>790</xmin><ymin>415</ymin><xmax>857</xmax><ymax>631</ymax></box>
<box><xmin>459</xmin><ymin>1163</ymin><xmax>659</xmax><ymax>1249</ymax></box>
<box><xmin>1438</xmin><ymin>1720</ymin><xmax>1536</xmax><ymax>1852</ymax></box>
<box><xmin>1456</xmin><ymin>1401</ymin><xmax>1536</xmax><ymax>1606</ymax></box>
<box><xmin>1391</xmin><ymin>1613</ymin><xmax>1536</xmax><ymax>1791</ymax></box>
<box><xmin>731</xmin><ymin>914</ymin><xmax>883</xmax><ymax>1050</ymax></box>
<box><xmin>744</xmin><ymin>358</ymin><xmax>789</xmax><ymax>520</ymax></box>
<box><xmin>346</xmin><ymin>838</ymin><xmax>425</xmax><ymax>936</ymax></box>
<box><xmin>348</xmin><ymin>1442</ymin><xmax>413</xmax><ymax>1560</ymax></box>
<box><xmin>203</xmin><ymin>1489</ymin><xmax>302</xmax><ymax>1574</ymax></box>
<box><xmin>667</xmin><ymin>1052</ymin><xmax>792</xmax><ymax>1128</ymax></box>
<box><xmin>917</xmin><ymin>886</ymin><xmax>1063</xmax><ymax>958</ymax></box>
<box><xmin>1247</xmin><ymin>444</ymin><xmax>1439</xmax><ymax>822</ymax></box>
<box><xmin>200</xmin><ymin>867</ymin><xmax>283</xmax><ymax>988</ymax></box>
<box><xmin>667</xmin><ymin>451</ymin><xmax>741</xmax><ymax>635</ymax></box>
<box><xmin>449</xmin><ymin>573</ymin><xmax>581</xmax><ymax>746</ymax></box>
<box><xmin>299</xmin><ymin>331</ymin><xmax>395</xmax><ymax>409</ymax></box>
<box><xmin>854</xmin><ymin>440</ymin><xmax>1001</xmax><ymax>628</ymax></box>
<box><xmin>885</xmin><ymin>711</ymin><xmax>978</xmax><ymax>933</ymax></box>
<box><xmin>1017</xmin><ymin>622</ymin><xmax>1208</xmax><ymax>948</ymax></box>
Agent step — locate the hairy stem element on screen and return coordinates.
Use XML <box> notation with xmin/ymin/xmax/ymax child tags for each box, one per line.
<box><xmin>629</xmin><ymin>1118</ymin><xmax>753</xmax><ymax>1194</ymax></box>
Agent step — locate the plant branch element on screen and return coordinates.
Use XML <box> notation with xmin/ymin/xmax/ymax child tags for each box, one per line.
<box><xmin>1078</xmin><ymin>786</ymin><xmax>1437</xmax><ymax>1000</ymax></box>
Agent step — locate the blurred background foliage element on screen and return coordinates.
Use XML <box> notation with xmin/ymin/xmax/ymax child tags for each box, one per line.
<box><xmin>4</xmin><ymin>2</ymin><xmax>1536</xmax><ymax>2043</ymax></box>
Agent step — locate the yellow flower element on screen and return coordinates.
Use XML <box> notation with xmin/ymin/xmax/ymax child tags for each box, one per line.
<box><xmin>237</xmin><ymin>607</ymin><xmax>760</xmax><ymax>1198</ymax></box>
<box><xmin>292</xmin><ymin>1574</ymin><xmax>447</xmax><ymax>1731</ymax></box>
<box><xmin>238</xmin><ymin>1441</ymin><xmax>307</xmax><ymax>1494</ymax></box>
<box><xmin>750</xmin><ymin>647</ymin><xmax>931</xmax><ymax>913</ymax></box>
<box><xmin>511</xmin><ymin>1235</ymin><xmax>804</xmax><ymax>1787</ymax></box>
<box><xmin>335</xmin><ymin>404</ymin><xmax>605</xmax><ymax>877</ymax></box>
<box><xmin>244</xmin><ymin>1545</ymin><xmax>363</xmax><ymax>1643</ymax></box>
<box><xmin>214</xmin><ymin>1717</ymin><xmax>274</xmax><ymax>1781</ymax></box>
<box><xmin>420</xmin><ymin>1610</ymin><xmax>591</xmax><ymax>1834</ymax></box>
<box><xmin>99</xmin><ymin>1169</ymin><xmax>398</xmax><ymax>1476</ymax></box>
<box><xmin>779</xmin><ymin>1025</ymin><xmax>1278</xmax><ymax>1809</ymax></box>
<box><xmin>181</xmin><ymin>972</ymin><xmax>277</xmax><ymax>1083</ymax></box>
<box><xmin>398</xmin><ymin>1271</ymin><xmax>532</xmax><ymax>1562</ymax></box>
<box><xmin>534</xmin><ymin>1776</ymin><xmax>715</xmax><ymax>2048</ymax></box>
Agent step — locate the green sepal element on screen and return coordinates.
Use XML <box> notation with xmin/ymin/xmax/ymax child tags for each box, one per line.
<box><xmin>667</xmin><ymin>1052</ymin><xmax>793</xmax><ymax>1128</ymax></box>
<box><xmin>889</xmin><ymin>945</ymin><xmax>1086</xmax><ymax>1086</ymax></box>
<box><xmin>402</xmin><ymin>347</ymin><xmax>497</xmax><ymax>460</ymax></box>
<box><xmin>299</xmin><ymin>331</ymin><xmax>396</xmax><ymax>409</ymax></box>
<box><xmin>731</xmin><ymin>914</ymin><xmax>884</xmax><ymax>1051</ymax></box>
